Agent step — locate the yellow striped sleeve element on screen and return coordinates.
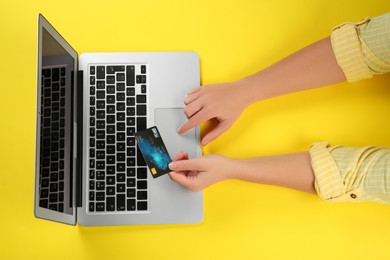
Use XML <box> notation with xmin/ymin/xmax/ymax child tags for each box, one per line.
<box><xmin>331</xmin><ymin>12</ymin><xmax>390</xmax><ymax>82</ymax></box>
<box><xmin>309</xmin><ymin>142</ymin><xmax>390</xmax><ymax>204</ymax></box>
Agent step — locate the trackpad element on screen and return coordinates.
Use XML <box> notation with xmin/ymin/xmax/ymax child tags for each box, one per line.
<box><xmin>154</xmin><ymin>108</ymin><xmax>197</xmax><ymax>160</ymax></box>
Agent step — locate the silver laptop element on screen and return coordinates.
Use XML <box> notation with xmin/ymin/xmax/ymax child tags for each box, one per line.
<box><xmin>34</xmin><ymin>14</ymin><xmax>203</xmax><ymax>226</ymax></box>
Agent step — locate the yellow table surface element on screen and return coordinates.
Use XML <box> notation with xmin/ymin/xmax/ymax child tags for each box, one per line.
<box><xmin>1</xmin><ymin>1</ymin><xmax>390</xmax><ymax>259</ymax></box>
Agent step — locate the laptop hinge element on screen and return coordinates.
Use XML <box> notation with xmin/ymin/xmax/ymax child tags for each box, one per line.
<box><xmin>76</xmin><ymin>70</ymin><xmax>83</xmax><ymax>207</ymax></box>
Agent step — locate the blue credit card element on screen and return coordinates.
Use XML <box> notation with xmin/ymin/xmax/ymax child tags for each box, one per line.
<box><xmin>135</xmin><ymin>126</ymin><xmax>172</xmax><ymax>178</ymax></box>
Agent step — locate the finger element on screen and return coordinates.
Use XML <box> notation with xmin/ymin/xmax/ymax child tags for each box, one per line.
<box><xmin>177</xmin><ymin>110</ymin><xmax>212</xmax><ymax>134</ymax></box>
<box><xmin>171</xmin><ymin>151</ymin><xmax>188</xmax><ymax>161</ymax></box>
<box><xmin>183</xmin><ymin>100</ymin><xmax>203</xmax><ymax>118</ymax></box>
<box><xmin>184</xmin><ymin>92</ymin><xmax>200</xmax><ymax>105</ymax></box>
<box><xmin>168</xmin><ymin>157</ymin><xmax>207</xmax><ymax>172</ymax></box>
<box><xmin>201</xmin><ymin>121</ymin><xmax>231</xmax><ymax>146</ymax></box>
<box><xmin>187</xmin><ymin>87</ymin><xmax>201</xmax><ymax>95</ymax></box>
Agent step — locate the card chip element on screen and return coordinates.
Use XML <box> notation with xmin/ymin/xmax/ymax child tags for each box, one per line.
<box><xmin>135</xmin><ymin>126</ymin><xmax>172</xmax><ymax>178</ymax></box>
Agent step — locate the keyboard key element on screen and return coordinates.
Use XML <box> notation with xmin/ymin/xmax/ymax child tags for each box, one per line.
<box><xmin>137</xmin><ymin>180</ymin><xmax>147</xmax><ymax>190</ymax></box>
<box><xmin>96</xmin><ymin>192</ymin><xmax>105</xmax><ymax>201</ymax></box>
<box><xmin>97</xmin><ymin>66</ymin><xmax>105</xmax><ymax>79</ymax></box>
<box><xmin>117</xmin><ymin>163</ymin><xmax>125</xmax><ymax>172</ymax></box>
<box><xmin>40</xmin><ymin>188</ymin><xmax>49</xmax><ymax>198</ymax></box>
<box><xmin>106</xmin><ymin>185</ymin><xmax>115</xmax><ymax>194</ymax></box>
<box><xmin>127</xmin><ymin>137</ymin><xmax>135</xmax><ymax>146</ymax></box>
<box><xmin>117</xmin><ymin>133</ymin><xmax>125</xmax><ymax>142</ymax></box>
<box><xmin>107</xmin><ymin>176</ymin><xmax>115</xmax><ymax>186</ymax></box>
<box><xmin>107</xmin><ymin>124</ymin><xmax>115</xmax><ymax>134</ymax></box>
<box><xmin>117</xmin><ymin>183</ymin><xmax>125</xmax><ymax>192</ymax></box>
<box><xmin>127</xmin><ymin>188</ymin><xmax>136</xmax><ymax>198</ymax></box>
<box><xmin>126</xmin><ymin>107</ymin><xmax>135</xmax><ymax>116</ymax></box>
<box><xmin>89</xmin><ymin>191</ymin><xmax>95</xmax><ymax>201</ymax></box>
<box><xmin>137</xmin><ymin>190</ymin><xmax>147</xmax><ymax>200</ymax></box>
<box><xmin>127</xmin><ymin>199</ymin><xmax>136</xmax><ymax>211</ymax></box>
<box><xmin>96</xmin><ymin>202</ymin><xmax>105</xmax><ymax>211</ymax></box>
<box><xmin>96</xmin><ymin>181</ymin><xmax>105</xmax><ymax>190</ymax></box>
<box><xmin>49</xmin><ymin>193</ymin><xmax>58</xmax><ymax>203</ymax></box>
<box><xmin>107</xmin><ymin>95</ymin><xmax>115</xmax><ymax>104</ymax></box>
<box><xmin>49</xmin><ymin>204</ymin><xmax>58</xmax><ymax>211</ymax></box>
<box><xmin>117</xmin><ymin>83</ymin><xmax>125</xmax><ymax>91</ymax></box>
<box><xmin>39</xmin><ymin>199</ymin><xmax>48</xmax><ymax>208</ymax></box>
<box><xmin>136</xmin><ymin>95</ymin><xmax>146</xmax><ymax>103</ymax></box>
<box><xmin>106</xmin><ymin>165</ymin><xmax>115</xmax><ymax>174</ymax></box>
<box><xmin>141</xmin><ymin>85</ymin><xmax>146</xmax><ymax>93</ymax></box>
<box><xmin>117</xmin><ymin>122</ymin><xmax>125</xmax><ymax>131</ymax></box>
<box><xmin>107</xmin><ymin>75</ymin><xmax>115</xmax><ymax>84</ymax></box>
<box><xmin>117</xmin><ymin>194</ymin><xmax>126</xmax><ymax>211</ymax></box>
<box><xmin>89</xmin><ymin>202</ymin><xmax>95</xmax><ymax>212</ymax></box>
<box><xmin>117</xmin><ymin>173</ymin><xmax>125</xmax><ymax>182</ymax></box>
<box><xmin>107</xmin><ymin>105</ymin><xmax>115</xmax><ymax>114</ymax></box>
<box><xmin>96</xmin><ymin>161</ymin><xmax>105</xmax><ymax>169</ymax></box>
<box><xmin>127</xmin><ymin>168</ymin><xmax>136</xmax><ymax>177</ymax></box>
<box><xmin>106</xmin><ymin>197</ymin><xmax>115</xmax><ymax>211</ymax></box>
<box><xmin>97</xmin><ymin>81</ymin><xmax>105</xmax><ymax>89</ymax></box>
<box><xmin>97</xmin><ymin>100</ymin><xmax>105</xmax><ymax>109</ymax></box>
<box><xmin>137</xmin><ymin>117</ymin><xmax>147</xmax><ymax>131</ymax></box>
<box><xmin>127</xmin><ymin>178</ymin><xmax>136</xmax><ymax>187</ymax></box>
<box><xmin>107</xmin><ymin>85</ymin><xmax>115</xmax><ymax>94</ymax></box>
<box><xmin>136</xmin><ymin>75</ymin><xmax>141</xmax><ymax>84</ymax></box>
<box><xmin>117</xmin><ymin>73</ymin><xmax>125</xmax><ymax>82</ymax></box>
<box><xmin>97</xmin><ymin>141</ymin><xmax>105</xmax><ymax>149</ymax></box>
<box><xmin>117</xmin><ymin>93</ymin><xmax>125</xmax><ymax>101</ymax></box>
<box><xmin>137</xmin><ymin>201</ymin><xmax>148</xmax><ymax>211</ymax></box>
<box><xmin>126</xmin><ymin>87</ymin><xmax>135</xmax><ymax>96</ymax></box>
<box><xmin>117</xmin><ymin>142</ymin><xmax>125</xmax><ymax>151</ymax></box>
<box><xmin>107</xmin><ymin>65</ymin><xmax>125</xmax><ymax>74</ymax></box>
<box><xmin>137</xmin><ymin>168</ymin><xmax>147</xmax><ymax>179</ymax></box>
<box><xmin>90</xmin><ymin>66</ymin><xmax>95</xmax><ymax>75</ymax></box>
<box><xmin>126</xmin><ymin>97</ymin><xmax>135</xmax><ymax>106</ymax></box>
<box><xmin>127</xmin><ymin>157</ymin><xmax>136</xmax><ymax>167</ymax></box>
<box><xmin>107</xmin><ymin>145</ymin><xmax>116</xmax><ymax>154</ymax></box>
<box><xmin>97</xmin><ymin>91</ymin><xmax>105</xmax><ymax>99</ymax></box>
<box><xmin>96</xmin><ymin>171</ymin><xmax>105</xmax><ymax>180</ymax></box>
<box><xmin>126</xmin><ymin>66</ymin><xmax>135</xmax><ymax>86</ymax></box>
<box><xmin>107</xmin><ymin>155</ymin><xmax>115</xmax><ymax>164</ymax></box>
<box><xmin>137</xmin><ymin>105</ymin><xmax>146</xmax><ymax>116</ymax></box>
<box><xmin>141</xmin><ymin>65</ymin><xmax>146</xmax><ymax>74</ymax></box>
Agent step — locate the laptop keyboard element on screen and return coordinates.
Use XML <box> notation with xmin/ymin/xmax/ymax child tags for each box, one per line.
<box><xmin>39</xmin><ymin>66</ymin><xmax>67</xmax><ymax>212</ymax></box>
<box><xmin>88</xmin><ymin>64</ymin><xmax>149</xmax><ymax>213</ymax></box>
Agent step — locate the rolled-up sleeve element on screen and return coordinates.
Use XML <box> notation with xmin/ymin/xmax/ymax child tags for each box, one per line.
<box><xmin>331</xmin><ymin>12</ymin><xmax>390</xmax><ymax>82</ymax></box>
<box><xmin>309</xmin><ymin>142</ymin><xmax>390</xmax><ymax>204</ymax></box>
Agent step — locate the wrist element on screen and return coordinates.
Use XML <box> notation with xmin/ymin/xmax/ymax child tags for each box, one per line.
<box><xmin>236</xmin><ymin>75</ymin><xmax>264</xmax><ymax>106</ymax></box>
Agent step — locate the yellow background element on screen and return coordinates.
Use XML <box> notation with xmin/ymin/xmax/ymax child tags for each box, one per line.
<box><xmin>1</xmin><ymin>0</ymin><xmax>390</xmax><ymax>259</ymax></box>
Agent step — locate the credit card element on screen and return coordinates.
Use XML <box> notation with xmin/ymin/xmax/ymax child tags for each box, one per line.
<box><xmin>135</xmin><ymin>126</ymin><xmax>172</xmax><ymax>178</ymax></box>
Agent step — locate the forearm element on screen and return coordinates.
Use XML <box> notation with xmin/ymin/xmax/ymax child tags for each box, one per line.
<box><xmin>238</xmin><ymin>37</ymin><xmax>346</xmax><ymax>105</ymax></box>
<box><xmin>228</xmin><ymin>152</ymin><xmax>316</xmax><ymax>194</ymax></box>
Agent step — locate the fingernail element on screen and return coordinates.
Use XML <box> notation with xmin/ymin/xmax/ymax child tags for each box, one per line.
<box><xmin>168</xmin><ymin>162</ymin><xmax>175</xmax><ymax>170</ymax></box>
<box><xmin>177</xmin><ymin>126</ymin><xmax>182</xmax><ymax>133</ymax></box>
<box><xmin>202</xmin><ymin>140</ymin><xmax>209</xmax><ymax>146</ymax></box>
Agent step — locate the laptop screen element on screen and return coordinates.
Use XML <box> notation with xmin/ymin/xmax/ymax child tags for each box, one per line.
<box><xmin>37</xmin><ymin>26</ymin><xmax>75</xmax><ymax>215</ymax></box>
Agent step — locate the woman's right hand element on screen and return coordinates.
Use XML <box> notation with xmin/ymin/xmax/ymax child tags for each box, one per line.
<box><xmin>177</xmin><ymin>80</ymin><xmax>250</xmax><ymax>146</ymax></box>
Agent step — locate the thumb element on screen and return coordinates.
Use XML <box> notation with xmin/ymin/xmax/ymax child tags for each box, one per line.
<box><xmin>201</xmin><ymin>121</ymin><xmax>231</xmax><ymax>145</ymax></box>
<box><xmin>168</xmin><ymin>157</ymin><xmax>206</xmax><ymax>172</ymax></box>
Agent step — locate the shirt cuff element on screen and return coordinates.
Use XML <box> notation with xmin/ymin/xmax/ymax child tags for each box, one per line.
<box><xmin>309</xmin><ymin>142</ymin><xmax>363</xmax><ymax>202</ymax></box>
<box><xmin>331</xmin><ymin>18</ymin><xmax>373</xmax><ymax>82</ymax></box>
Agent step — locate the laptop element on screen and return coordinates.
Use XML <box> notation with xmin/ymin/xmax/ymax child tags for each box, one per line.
<box><xmin>34</xmin><ymin>14</ymin><xmax>203</xmax><ymax>226</ymax></box>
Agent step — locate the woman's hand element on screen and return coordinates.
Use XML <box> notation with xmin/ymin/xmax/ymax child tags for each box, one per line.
<box><xmin>168</xmin><ymin>151</ymin><xmax>237</xmax><ymax>191</ymax></box>
<box><xmin>177</xmin><ymin>81</ymin><xmax>250</xmax><ymax>146</ymax></box>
